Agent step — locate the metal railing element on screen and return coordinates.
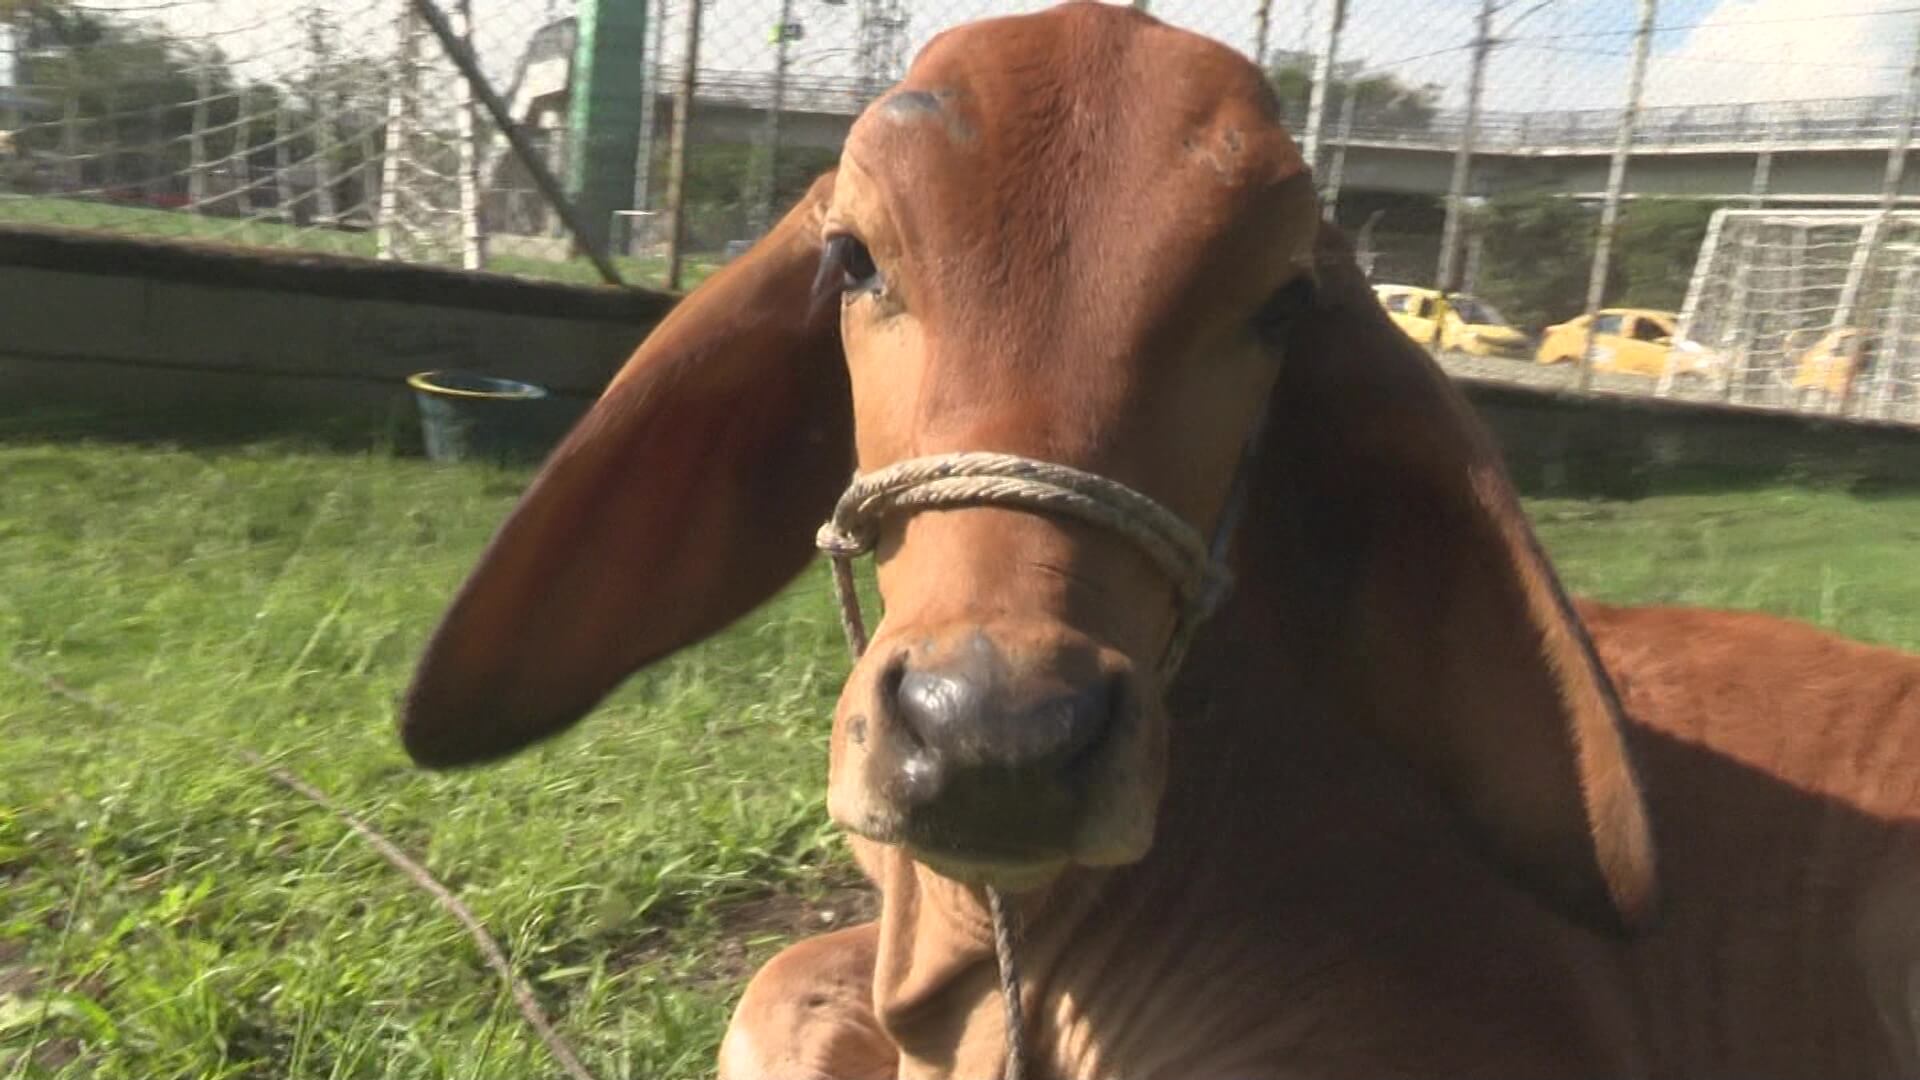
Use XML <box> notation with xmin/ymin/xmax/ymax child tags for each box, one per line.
<box><xmin>653</xmin><ymin>67</ymin><xmax>1915</xmax><ymax>156</ymax></box>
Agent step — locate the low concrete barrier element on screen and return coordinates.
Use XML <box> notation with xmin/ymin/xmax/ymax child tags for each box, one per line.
<box><xmin>6</xmin><ymin>224</ymin><xmax>1920</xmax><ymax>495</ymax></box>
<box><xmin>1460</xmin><ymin>377</ymin><xmax>1920</xmax><ymax>496</ymax></box>
<box><xmin>0</xmin><ymin>224</ymin><xmax>672</xmax><ymax>446</ymax></box>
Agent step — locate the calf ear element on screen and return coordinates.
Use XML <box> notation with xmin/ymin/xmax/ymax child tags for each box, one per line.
<box><xmin>400</xmin><ymin>171</ymin><xmax>851</xmax><ymax>768</ymax></box>
<box><xmin>1267</xmin><ymin>225</ymin><xmax>1660</xmax><ymax>935</ymax></box>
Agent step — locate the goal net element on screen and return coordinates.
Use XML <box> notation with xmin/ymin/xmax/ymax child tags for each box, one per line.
<box><xmin>0</xmin><ymin>0</ymin><xmax>564</xmax><ymax>270</ymax></box>
<box><xmin>1670</xmin><ymin>208</ymin><xmax>1920</xmax><ymax>423</ymax></box>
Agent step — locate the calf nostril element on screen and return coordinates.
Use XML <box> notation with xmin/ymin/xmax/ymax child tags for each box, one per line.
<box><xmin>1045</xmin><ymin>677</ymin><xmax>1115</xmax><ymax>770</ymax></box>
<box><xmin>891</xmin><ymin>661</ymin><xmax>1115</xmax><ymax>774</ymax></box>
<box><xmin>895</xmin><ymin>667</ymin><xmax>985</xmax><ymax>757</ymax></box>
<box><xmin>877</xmin><ymin>655</ymin><xmax>916</xmax><ymax>747</ymax></box>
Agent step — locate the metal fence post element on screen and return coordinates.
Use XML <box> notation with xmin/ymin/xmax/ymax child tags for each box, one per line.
<box><xmin>664</xmin><ymin>0</ymin><xmax>702</xmax><ymax>291</ymax></box>
<box><xmin>630</xmin><ymin>0</ymin><xmax>669</xmax><ymax>253</ymax></box>
<box><xmin>1576</xmin><ymin>0</ymin><xmax>1658</xmax><ymax>394</ymax></box>
<box><xmin>754</xmin><ymin>0</ymin><xmax>796</xmax><ymax>239</ymax></box>
<box><xmin>1436</xmin><ymin>0</ymin><xmax>1493</xmax><ymax>295</ymax></box>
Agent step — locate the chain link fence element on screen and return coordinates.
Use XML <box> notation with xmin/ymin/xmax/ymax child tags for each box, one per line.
<box><xmin>4</xmin><ymin>0</ymin><xmax>1920</xmax><ymax>422</ymax></box>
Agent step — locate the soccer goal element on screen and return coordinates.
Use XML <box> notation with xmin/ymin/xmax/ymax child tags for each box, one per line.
<box><xmin>0</xmin><ymin>0</ymin><xmax>501</xmax><ymax>270</ymax></box>
<box><xmin>1667</xmin><ymin>208</ymin><xmax>1920</xmax><ymax>423</ymax></box>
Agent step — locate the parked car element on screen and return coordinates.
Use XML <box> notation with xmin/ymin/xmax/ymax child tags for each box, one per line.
<box><xmin>1789</xmin><ymin>327</ymin><xmax>1879</xmax><ymax>401</ymax></box>
<box><xmin>1372</xmin><ymin>284</ymin><xmax>1532</xmax><ymax>360</ymax></box>
<box><xmin>1535</xmin><ymin>307</ymin><xmax>1723</xmax><ymax>382</ymax></box>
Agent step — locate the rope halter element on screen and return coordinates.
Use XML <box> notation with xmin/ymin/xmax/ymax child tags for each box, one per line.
<box><xmin>813</xmin><ymin>451</ymin><xmax>1234</xmax><ymax>675</ymax></box>
<box><xmin>812</xmin><ymin>450</ymin><xmax>1244</xmax><ymax>1080</ymax></box>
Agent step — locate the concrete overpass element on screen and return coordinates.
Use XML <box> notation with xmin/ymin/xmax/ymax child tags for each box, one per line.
<box><xmin>659</xmin><ymin>70</ymin><xmax>1920</xmax><ymax>206</ymax></box>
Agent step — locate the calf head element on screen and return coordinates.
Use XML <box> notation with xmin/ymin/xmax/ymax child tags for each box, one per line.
<box><xmin>401</xmin><ymin>2</ymin><xmax>1659</xmax><ymax>935</ymax></box>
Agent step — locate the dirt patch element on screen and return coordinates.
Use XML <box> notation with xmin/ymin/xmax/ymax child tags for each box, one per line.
<box><xmin>699</xmin><ymin>881</ymin><xmax>880</xmax><ymax>989</ymax></box>
<box><xmin>0</xmin><ymin>937</ymin><xmax>32</xmax><ymax>996</ymax></box>
<box><xmin>605</xmin><ymin>874</ymin><xmax>880</xmax><ymax>992</ymax></box>
<box><xmin>720</xmin><ymin>881</ymin><xmax>880</xmax><ymax>941</ymax></box>
<box><xmin>0</xmin><ymin>939</ymin><xmax>84</xmax><ymax>1073</ymax></box>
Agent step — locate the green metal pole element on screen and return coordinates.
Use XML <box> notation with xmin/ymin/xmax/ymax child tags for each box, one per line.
<box><xmin>567</xmin><ymin>0</ymin><xmax>649</xmax><ymax>259</ymax></box>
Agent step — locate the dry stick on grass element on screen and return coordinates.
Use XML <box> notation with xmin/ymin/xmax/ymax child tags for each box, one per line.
<box><xmin>8</xmin><ymin>658</ymin><xmax>603</xmax><ymax>1080</ymax></box>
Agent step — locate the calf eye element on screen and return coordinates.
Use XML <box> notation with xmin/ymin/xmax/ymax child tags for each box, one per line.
<box><xmin>822</xmin><ymin>234</ymin><xmax>882</xmax><ymax>296</ymax></box>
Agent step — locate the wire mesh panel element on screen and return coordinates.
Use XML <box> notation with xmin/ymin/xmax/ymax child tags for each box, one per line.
<box><xmin>0</xmin><ymin>0</ymin><xmax>569</xmax><ymax>260</ymax></box>
<box><xmin>1673</xmin><ymin>209</ymin><xmax>1920</xmax><ymax>422</ymax></box>
<box><xmin>0</xmin><ymin>0</ymin><xmax>399</xmax><ymax>252</ymax></box>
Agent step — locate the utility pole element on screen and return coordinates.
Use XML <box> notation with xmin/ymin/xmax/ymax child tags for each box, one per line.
<box><xmin>630</xmin><ymin>0</ymin><xmax>669</xmax><ymax>252</ymax></box>
<box><xmin>1252</xmin><ymin>0</ymin><xmax>1274</xmax><ymax>70</ymax></box>
<box><xmin>1322</xmin><ymin>88</ymin><xmax>1358</xmax><ymax>218</ymax></box>
<box><xmin>1436</xmin><ymin>0</ymin><xmax>1493</xmax><ymax>296</ymax></box>
<box><xmin>1300</xmin><ymin>0</ymin><xmax>1345</xmax><ymax>184</ymax></box>
<box><xmin>1833</xmin><ymin>13</ymin><xmax>1920</xmax><ymax>414</ymax></box>
<box><xmin>1575</xmin><ymin>0</ymin><xmax>1658</xmax><ymax>393</ymax></box>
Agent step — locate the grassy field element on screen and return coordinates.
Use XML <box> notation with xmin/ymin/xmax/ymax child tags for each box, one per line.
<box><xmin>3</xmin><ymin>434</ymin><xmax>1919</xmax><ymax>1079</ymax></box>
<box><xmin>0</xmin><ymin>196</ymin><xmax>722</xmax><ymax>292</ymax></box>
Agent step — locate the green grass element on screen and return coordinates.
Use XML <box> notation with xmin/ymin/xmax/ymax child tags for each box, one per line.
<box><xmin>2</xmin><ymin>438</ymin><xmax>1918</xmax><ymax>1079</ymax></box>
<box><xmin>0</xmin><ymin>196</ymin><xmax>723</xmax><ymax>292</ymax></box>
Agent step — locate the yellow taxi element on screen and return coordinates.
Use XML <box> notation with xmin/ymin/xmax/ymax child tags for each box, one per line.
<box><xmin>1535</xmin><ymin>307</ymin><xmax>1722</xmax><ymax>382</ymax></box>
<box><xmin>1788</xmin><ymin>327</ymin><xmax>1876</xmax><ymax>400</ymax></box>
<box><xmin>1372</xmin><ymin>284</ymin><xmax>1532</xmax><ymax>360</ymax></box>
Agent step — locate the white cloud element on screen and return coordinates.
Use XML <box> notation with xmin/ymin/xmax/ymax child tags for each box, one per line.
<box><xmin>1641</xmin><ymin>0</ymin><xmax>1913</xmax><ymax>106</ymax></box>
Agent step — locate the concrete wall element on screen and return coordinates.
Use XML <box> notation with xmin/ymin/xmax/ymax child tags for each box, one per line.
<box><xmin>7</xmin><ymin>223</ymin><xmax>1920</xmax><ymax>493</ymax></box>
<box><xmin>0</xmin><ymin>224</ymin><xmax>675</xmax><ymax>447</ymax></box>
<box><xmin>1461</xmin><ymin>378</ymin><xmax>1920</xmax><ymax>498</ymax></box>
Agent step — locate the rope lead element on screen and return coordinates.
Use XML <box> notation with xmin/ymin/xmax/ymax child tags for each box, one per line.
<box><xmin>816</xmin><ymin>450</ymin><xmax>1236</xmax><ymax>1080</ymax></box>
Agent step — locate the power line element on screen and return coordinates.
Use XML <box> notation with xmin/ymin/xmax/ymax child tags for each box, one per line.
<box><xmin>1368</xmin><ymin>40</ymin><xmax>1481</xmax><ymax>70</ymax></box>
<box><xmin>1504</xmin><ymin>41</ymin><xmax>1911</xmax><ymax>73</ymax></box>
<box><xmin>1523</xmin><ymin>4</ymin><xmax>1920</xmax><ymax>43</ymax></box>
<box><xmin>1496</xmin><ymin>0</ymin><xmax>1566</xmax><ymax>35</ymax></box>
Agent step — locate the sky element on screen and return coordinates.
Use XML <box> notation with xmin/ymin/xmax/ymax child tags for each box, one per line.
<box><xmin>40</xmin><ymin>0</ymin><xmax>1920</xmax><ymax>116</ymax></box>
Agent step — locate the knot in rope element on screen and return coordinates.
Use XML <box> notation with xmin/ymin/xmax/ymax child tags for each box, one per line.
<box><xmin>815</xmin><ymin>453</ymin><xmax>1231</xmax><ymax>654</ymax></box>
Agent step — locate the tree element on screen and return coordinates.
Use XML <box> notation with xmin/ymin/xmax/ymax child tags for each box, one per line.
<box><xmin>1613</xmin><ymin>198</ymin><xmax>1717</xmax><ymax>311</ymax></box>
<box><xmin>1470</xmin><ymin>189</ymin><xmax>1597</xmax><ymax>332</ymax></box>
<box><xmin>1470</xmin><ymin>191</ymin><xmax>1720</xmax><ymax>332</ymax></box>
<box><xmin>5</xmin><ymin>1</ymin><xmax>390</xmax><ymax>221</ymax></box>
<box><xmin>10</xmin><ymin>2</ymin><xmax>240</xmax><ymax>198</ymax></box>
<box><xmin>645</xmin><ymin>141</ymin><xmax>838</xmax><ymax>249</ymax></box>
<box><xmin>1267</xmin><ymin>53</ymin><xmax>1440</xmax><ymax>132</ymax></box>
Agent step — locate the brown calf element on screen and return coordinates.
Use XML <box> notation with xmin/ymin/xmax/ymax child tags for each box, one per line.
<box><xmin>400</xmin><ymin>4</ymin><xmax>1920</xmax><ymax>1077</ymax></box>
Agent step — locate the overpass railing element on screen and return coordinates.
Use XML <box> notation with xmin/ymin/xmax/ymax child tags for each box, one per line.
<box><xmin>661</xmin><ymin>67</ymin><xmax>1911</xmax><ymax>157</ymax></box>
